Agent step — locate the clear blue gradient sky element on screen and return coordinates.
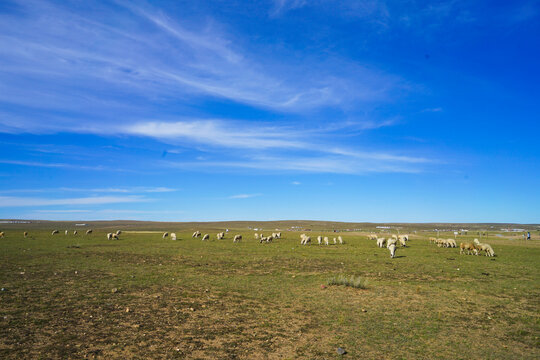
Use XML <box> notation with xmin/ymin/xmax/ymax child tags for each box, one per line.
<box><xmin>0</xmin><ymin>0</ymin><xmax>539</xmax><ymax>223</ymax></box>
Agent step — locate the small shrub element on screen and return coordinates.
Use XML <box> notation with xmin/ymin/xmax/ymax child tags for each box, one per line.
<box><xmin>327</xmin><ymin>274</ymin><xmax>367</xmax><ymax>289</ymax></box>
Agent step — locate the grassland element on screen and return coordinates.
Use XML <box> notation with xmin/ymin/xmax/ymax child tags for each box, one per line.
<box><xmin>0</xmin><ymin>221</ymin><xmax>539</xmax><ymax>359</ymax></box>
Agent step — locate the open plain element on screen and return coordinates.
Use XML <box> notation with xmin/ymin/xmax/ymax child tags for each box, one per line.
<box><xmin>0</xmin><ymin>221</ymin><xmax>538</xmax><ymax>359</ymax></box>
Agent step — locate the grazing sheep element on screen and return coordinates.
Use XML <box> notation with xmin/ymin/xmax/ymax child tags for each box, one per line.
<box><xmin>233</xmin><ymin>234</ymin><xmax>242</xmax><ymax>243</ymax></box>
<box><xmin>163</xmin><ymin>232</ymin><xmax>169</xmax><ymax>239</ymax></box>
<box><xmin>446</xmin><ymin>239</ymin><xmax>457</xmax><ymax>248</ymax></box>
<box><xmin>376</xmin><ymin>237</ymin><xmax>386</xmax><ymax>248</ymax></box>
<box><xmin>202</xmin><ymin>234</ymin><xmax>210</xmax><ymax>241</ymax></box>
<box><xmin>112</xmin><ymin>233</ymin><xmax>119</xmax><ymax>240</ymax></box>
<box><xmin>391</xmin><ymin>234</ymin><xmax>398</xmax><ymax>240</ymax></box>
<box><xmin>388</xmin><ymin>243</ymin><xmax>397</xmax><ymax>258</ymax></box>
<box><xmin>0</xmin><ymin>231</ymin><xmax>4</xmax><ymax>238</ymax></box>
<box><xmin>254</xmin><ymin>233</ymin><xmax>259</xmax><ymax>239</ymax></box>
<box><xmin>333</xmin><ymin>237</ymin><xmax>337</xmax><ymax>245</ymax></box>
<box><xmin>460</xmin><ymin>242</ymin><xmax>478</xmax><ymax>255</ymax></box>
<box><xmin>480</xmin><ymin>243</ymin><xmax>495</xmax><ymax>257</ymax></box>
<box><xmin>387</xmin><ymin>238</ymin><xmax>398</xmax><ymax>248</ymax></box>
<box><xmin>73</xmin><ymin>230</ymin><xmax>78</xmax><ymax>235</ymax></box>
<box><xmin>399</xmin><ymin>237</ymin><xmax>407</xmax><ymax>247</ymax></box>
<box><xmin>324</xmin><ymin>237</ymin><xmax>329</xmax><ymax>246</ymax></box>
<box><xmin>107</xmin><ymin>233</ymin><xmax>113</xmax><ymax>240</ymax></box>
<box><xmin>23</xmin><ymin>231</ymin><xmax>28</xmax><ymax>238</ymax></box>
<box><xmin>65</xmin><ymin>230</ymin><xmax>68</xmax><ymax>235</ymax></box>
<box><xmin>192</xmin><ymin>231</ymin><xmax>201</xmax><ymax>238</ymax></box>
<box><xmin>368</xmin><ymin>234</ymin><xmax>378</xmax><ymax>241</ymax></box>
<box><xmin>52</xmin><ymin>230</ymin><xmax>59</xmax><ymax>235</ymax></box>
<box><xmin>317</xmin><ymin>236</ymin><xmax>323</xmax><ymax>245</ymax></box>
<box><xmin>429</xmin><ymin>237</ymin><xmax>437</xmax><ymax>243</ymax></box>
<box><xmin>300</xmin><ymin>234</ymin><xmax>311</xmax><ymax>245</ymax></box>
<box><xmin>338</xmin><ymin>236</ymin><xmax>343</xmax><ymax>244</ymax></box>
<box><xmin>266</xmin><ymin>235</ymin><xmax>274</xmax><ymax>243</ymax></box>
<box><xmin>276</xmin><ymin>232</ymin><xmax>282</xmax><ymax>239</ymax></box>
<box><xmin>86</xmin><ymin>229</ymin><xmax>92</xmax><ymax>235</ymax></box>
<box><xmin>116</xmin><ymin>230</ymin><xmax>122</xmax><ymax>235</ymax></box>
<box><xmin>171</xmin><ymin>233</ymin><xmax>177</xmax><ymax>240</ymax></box>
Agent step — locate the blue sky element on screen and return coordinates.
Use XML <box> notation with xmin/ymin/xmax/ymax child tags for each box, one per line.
<box><xmin>0</xmin><ymin>0</ymin><xmax>539</xmax><ymax>223</ymax></box>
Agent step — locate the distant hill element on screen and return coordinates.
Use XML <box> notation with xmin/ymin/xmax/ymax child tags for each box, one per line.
<box><xmin>0</xmin><ymin>219</ymin><xmax>538</xmax><ymax>232</ymax></box>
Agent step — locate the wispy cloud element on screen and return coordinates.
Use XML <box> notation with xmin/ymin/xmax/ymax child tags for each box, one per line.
<box><xmin>0</xmin><ymin>195</ymin><xmax>148</xmax><ymax>207</ymax></box>
<box><xmin>165</xmin><ymin>153</ymin><xmax>425</xmax><ymax>174</ymax></box>
<box><xmin>291</xmin><ymin>181</ymin><xmax>301</xmax><ymax>185</ymax></box>
<box><xmin>123</xmin><ymin>119</ymin><xmax>305</xmax><ymax>150</ymax></box>
<box><xmin>0</xmin><ymin>0</ymin><xmax>402</xmax><ymax>132</ymax></box>
<box><xmin>228</xmin><ymin>194</ymin><xmax>262</xmax><ymax>199</ymax></box>
<box><xmin>0</xmin><ymin>187</ymin><xmax>176</xmax><ymax>195</ymax></box>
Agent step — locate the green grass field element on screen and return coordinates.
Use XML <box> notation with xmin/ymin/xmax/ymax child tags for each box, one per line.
<box><xmin>1</xmin><ymin>223</ymin><xmax>539</xmax><ymax>359</ymax></box>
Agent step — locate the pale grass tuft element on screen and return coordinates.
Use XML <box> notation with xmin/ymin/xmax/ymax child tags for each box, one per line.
<box><xmin>327</xmin><ymin>274</ymin><xmax>368</xmax><ymax>289</ymax></box>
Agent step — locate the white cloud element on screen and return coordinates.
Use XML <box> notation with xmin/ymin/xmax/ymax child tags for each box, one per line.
<box><xmin>0</xmin><ymin>196</ymin><xmax>148</xmax><ymax>207</ymax></box>
<box><xmin>228</xmin><ymin>194</ymin><xmax>262</xmax><ymax>199</ymax></box>
<box><xmin>291</xmin><ymin>181</ymin><xmax>301</xmax><ymax>185</ymax></box>
<box><xmin>123</xmin><ymin>120</ymin><xmax>304</xmax><ymax>150</ymax></box>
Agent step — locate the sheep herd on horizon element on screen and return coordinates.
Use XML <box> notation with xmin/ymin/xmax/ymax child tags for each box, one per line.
<box><xmin>429</xmin><ymin>236</ymin><xmax>495</xmax><ymax>256</ymax></box>
<box><xmin>1</xmin><ymin>227</ymin><xmax>499</xmax><ymax>259</ymax></box>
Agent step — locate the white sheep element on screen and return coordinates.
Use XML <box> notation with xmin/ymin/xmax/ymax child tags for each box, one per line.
<box><xmin>324</xmin><ymin>237</ymin><xmax>329</xmax><ymax>246</ymax></box>
<box><xmin>171</xmin><ymin>233</ymin><xmax>177</xmax><ymax>240</ymax></box>
<box><xmin>276</xmin><ymin>232</ymin><xmax>282</xmax><ymax>239</ymax></box>
<box><xmin>266</xmin><ymin>235</ymin><xmax>274</xmax><ymax>243</ymax></box>
<box><xmin>112</xmin><ymin>233</ymin><xmax>119</xmax><ymax>240</ymax></box>
<box><xmin>116</xmin><ymin>230</ymin><xmax>122</xmax><ymax>235</ymax></box>
<box><xmin>52</xmin><ymin>230</ymin><xmax>59</xmax><ymax>235</ymax></box>
<box><xmin>368</xmin><ymin>234</ymin><xmax>378</xmax><ymax>241</ymax></box>
<box><xmin>65</xmin><ymin>230</ymin><xmax>68</xmax><ymax>235</ymax></box>
<box><xmin>163</xmin><ymin>232</ymin><xmax>169</xmax><ymax>239</ymax></box>
<box><xmin>202</xmin><ymin>234</ymin><xmax>210</xmax><ymax>241</ymax></box>
<box><xmin>73</xmin><ymin>230</ymin><xmax>78</xmax><ymax>235</ymax></box>
<box><xmin>260</xmin><ymin>236</ymin><xmax>267</xmax><ymax>243</ymax></box>
<box><xmin>387</xmin><ymin>238</ymin><xmax>398</xmax><ymax>248</ymax></box>
<box><xmin>233</xmin><ymin>234</ymin><xmax>242</xmax><ymax>243</ymax></box>
<box><xmin>388</xmin><ymin>243</ymin><xmax>397</xmax><ymax>258</ymax></box>
<box><xmin>23</xmin><ymin>231</ymin><xmax>28</xmax><ymax>238</ymax></box>
<box><xmin>480</xmin><ymin>243</ymin><xmax>495</xmax><ymax>257</ymax></box>
<box><xmin>0</xmin><ymin>231</ymin><xmax>4</xmax><ymax>238</ymax></box>
<box><xmin>317</xmin><ymin>236</ymin><xmax>323</xmax><ymax>245</ymax></box>
<box><xmin>300</xmin><ymin>234</ymin><xmax>311</xmax><ymax>245</ymax></box>
<box><xmin>391</xmin><ymin>234</ymin><xmax>398</xmax><ymax>240</ymax></box>
<box><xmin>333</xmin><ymin>237</ymin><xmax>337</xmax><ymax>245</ymax></box>
<box><xmin>192</xmin><ymin>231</ymin><xmax>201</xmax><ymax>238</ymax></box>
<box><xmin>107</xmin><ymin>233</ymin><xmax>113</xmax><ymax>240</ymax></box>
<box><xmin>254</xmin><ymin>233</ymin><xmax>259</xmax><ymax>239</ymax></box>
<box><xmin>86</xmin><ymin>229</ymin><xmax>92</xmax><ymax>235</ymax></box>
<box><xmin>399</xmin><ymin>237</ymin><xmax>407</xmax><ymax>247</ymax></box>
<box><xmin>376</xmin><ymin>237</ymin><xmax>386</xmax><ymax>248</ymax></box>
<box><xmin>447</xmin><ymin>239</ymin><xmax>457</xmax><ymax>248</ymax></box>
<box><xmin>338</xmin><ymin>236</ymin><xmax>343</xmax><ymax>244</ymax></box>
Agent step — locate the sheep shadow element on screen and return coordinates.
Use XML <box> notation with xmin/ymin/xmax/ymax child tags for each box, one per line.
<box><xmin>393</xmin><ymin>255</ymin><xmax>406</xmax><ymax>259</ymax></box>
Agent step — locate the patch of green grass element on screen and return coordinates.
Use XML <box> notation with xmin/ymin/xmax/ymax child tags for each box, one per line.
<box><xmin>327</xmin><ymin>274</ymin><xmax>368</xmax><ymax>289</ymax></box>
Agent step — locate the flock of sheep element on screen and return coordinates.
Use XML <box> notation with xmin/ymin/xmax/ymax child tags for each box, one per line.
<box><xmin>429</xmin><ymin>237</ymin><xmax>495</xmax><ymax>256</ymax></box>
<box><xmin>369</xmin><ymin>234</ymin><xmax>409</xmax><ymax>258</ymax></box>
<box><xmin>1</xmin><ymin>229</ymin><xmax>497</xmax><ymax>259</ymax></box>
<box><xmin>299</xmin><ymin>234</ymin><xmax>344</xmax><ymax>246</ymax></box>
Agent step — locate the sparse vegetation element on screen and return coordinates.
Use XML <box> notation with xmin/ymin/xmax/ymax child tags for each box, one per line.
<box><xmin>0</xmin><ymin>221</ymin><xmax>538</xmax><ymax>359</ymax></box>
<box><xmin>327</xmin><ymin>274</ymin><xmax>368</xmax><ymax>289</ymax></box>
